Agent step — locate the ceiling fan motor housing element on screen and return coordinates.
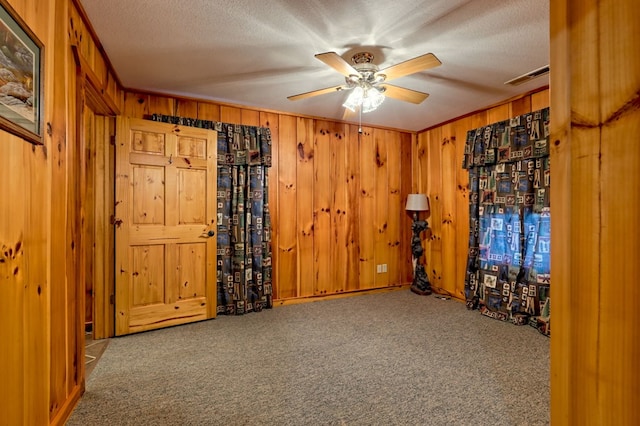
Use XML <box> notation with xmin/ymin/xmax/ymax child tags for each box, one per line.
<box><xmin>346</xmin><ymin>52</ymin><xmax>386</xmax><ymax>89</ymax></box>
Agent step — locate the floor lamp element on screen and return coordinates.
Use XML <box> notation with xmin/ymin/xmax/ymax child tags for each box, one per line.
<box><xmin>406</xmin><ymin>194</ymin><xmax>432</xmax><ymax>295</ymax></box>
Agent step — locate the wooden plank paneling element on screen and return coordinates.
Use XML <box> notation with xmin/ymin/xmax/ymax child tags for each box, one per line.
<box><xmin>345</xmin><ymin>124</ymin><xmax>361</xmax><ymax>291</ymax></box>
<box><xmin>600</xmin><ymin>108</ymin><xmax>640</xmax><ymax>423</ymax></box>
<box><xmin>26</xmin><ymin>148</ymin><xmax>48</xmax><ymax>425</ymax></box>
<box><xmin>510</xmin><ymin>96</ymin><xmax>531</xmax><ymax>117</ymax></box>
<box><xmin>68</xmin><ymin>0</ymin><xmax>90</xmax><ymax>59</ymax></box>
<box><xmin>373</xmin><ymin>128</ymin><xmax>389</xmax><ymax>288</ymax></box>
<box><xmin>329</xmin><ymin>122</ymin><xmax>348</xmax><ymax>293</ymax></box>
<box><xmin>93</xmin><ymin>116</ymin><xmax>115</xmax><ymax>339</ymax></box>
<box><xmin>440</xmin><ymin>123</ymin><xmax>457</xmax><ymax>296</ymax></box>
<box><xmin>92</xmin><ymin>54</ymin><xmax>108</xmax><ymax>90</ymax></box>
<box><xmin>83</xmin><ymin>108</ymin><xmax>96</xmax><ymax>327</ymax></box>
<box><xmin>220</xmin><ymin>105</ymin><xmax>242</xmax><ymax>124</ymax></box>
<box><xmin>1</xmin><ymin>1</ymin><xmax>80</xmax><ymax>424</ymax></box>
<box><xmin>241</xmin><ymin>109</ymin><xmax>260</xmax><ymax>126</ymax></box>
<box><xmin>55</xmin><ymin>2</ymin><xmax>85</xmax><ymax>423</ymax></box>
<box><xmin>358</xmin><ymin>127</ymin><xmax>375</xmax><ymax>289</ymax></box>
<box><xmin>260</xmin><ymin>111</ymin><xmax>279</xmax><ymax>299</ymax></box>
<box><xmin>412</xmin><ymin>134</ymin><xmax>424</xmax><ymax>190</ymax></box>
<box><xmin>175</xmin><ymin>99</ymin><xmax>198</xmax><ymax>118</ymax></box>
<box><xmin>400</xmin><ymin>133</ymin><xmax>414</xmax><ymax>284</ymax></box>
<box><xmin>550</xmin><ymin>1</ymin><xmax>640</xmax><ymax>424</ymax></box>
<box><xmin>1</xmin><ymin>135</ymin><xmax>26</xmax><ymax>423</ymax></box>
<box><xmin>296</xmin><ymin>117</ymin><xmax>315</xmax><ymax>297</ymax></box>
<box><xmin>487</xmin><ymin>104</ymin><xmax>510</xmax><ymax>124</ymax></box>
<box><xmin>198</xmin><ymin>103</ymin><xmax>220</xmax><ymax>121</ymax></box>
<box><xmin>425</xmin><ymin>127</ymin><xmax>443</xmax><ymax>289</ymax></box>
<box><xmin>277</xmin><ymin>115</ymin><xmax>298</xmax><ymax>299</ymax></box>
<box><xmin>598</xmin><ymin>2</ymin><xmax>639</xmax><ymax>420</ymax></box>
<box><xmin>50</xmin><ymin>2</ymin><xmax>74</xmax><ymax>422</ymax></box>
<box><xmin>531</xmin><ymin>89</ymin><xmax>549</xmax><ymax>111</ymax></box>
<box><xmin>93</xmin><ymin>115</ymin><xmax>107</xmax><ymax>336</ymax></box>
<box><xmin>123</xmin><ymin>91</ymin><xmax>149</xmax><ymax>118</ymax></box>
<box><xmin>470</xmin><ymin>110</ymin><xmax>488</xmax><ymax>132</ymax></box>
<box><xmin>550</xmin><ymin>1</ymin><xmax>599</xmax><ymax>424</ymax></box>
<box><xmin>386</xmin><ymin>130</ymin><xmax>402</xmax><ymax>285</ymax></box>
<box><xmin>313</xmin><ymin>121</ymin><xmax>332</xmax><ymax>295</ymax></box>
<box><xmin>453</xmin><ymin>117</ymin><xmax>471</xmax><ymax>299</ymax></box>
<box><xmin>148</xmin><ymin>95</ymin><xmax>174</xmax><ymax>116</ymax></box>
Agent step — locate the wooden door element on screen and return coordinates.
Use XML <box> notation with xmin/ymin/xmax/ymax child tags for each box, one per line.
<box><xmin>115</xmin><ymin>117</ymin><xmax>217</xmax><ymax>335</ymax></box>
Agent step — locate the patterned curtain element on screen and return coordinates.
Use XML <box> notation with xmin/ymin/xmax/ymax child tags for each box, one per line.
<box><xmin>462</xmin><ymin>107</ymin><xmax>550</xmax><ymax>336</ymax></box>
<box><xmin>149</xmin><ymin>114</ymin><xmax>273</xmax><ymax>315</ymax></box>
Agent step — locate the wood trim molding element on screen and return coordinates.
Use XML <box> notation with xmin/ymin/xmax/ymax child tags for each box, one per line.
<box><xmin>418</xmin><ymin>85</ymin><xmax>550</xmax><ymax>133</ymax></box>
<box><xmin>49</xmin><ymin>383</ymin><xmax>84</xmax><ymax>426</ymax></box>
<box><xmin>70</xmin><ymin>0</ymin><xmax>123</xmax><ymax>89</ymax></box>
<box><xmin>71</xmin><ymin>45</ymin><xmax>120</xmax><ymax>116</ymax></box>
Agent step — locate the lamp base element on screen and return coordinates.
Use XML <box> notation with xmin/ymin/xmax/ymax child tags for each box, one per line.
<box><xmin>410</xmin><ymin>283</ymin><xmax>432</xmax><ymax>296</ymax></box>
<box><xmin>410</xmin><ymin>263</ymin><xmax>431</xmax><ymax>296</ymax></box>
<box><xmin>409</xmin><ymin>215</ymin><xmax>431</xmax><ymax>296</ymax></box>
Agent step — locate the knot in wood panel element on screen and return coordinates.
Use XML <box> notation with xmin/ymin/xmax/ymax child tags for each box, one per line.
<box><xmin>0</xmin><ymin>240</ymin><xmax>23</xmax><ymax>278</ymax></box>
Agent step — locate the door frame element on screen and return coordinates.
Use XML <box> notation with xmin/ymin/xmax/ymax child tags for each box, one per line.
<box><xmin>72</xmin><ymin>45</ymin><xmax>119</xmax><ymax>348</ymax></box>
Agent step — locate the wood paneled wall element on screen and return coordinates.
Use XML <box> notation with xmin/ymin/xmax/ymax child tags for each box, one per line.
<box><xmin>550</xmin><ymin>1</ymin><xmax>640</xmax><ymax>424</ymax></box>
<box><xmin>0</xmin><ymin>0</ymin><xmax>55</xmax><ymax>424</ymax></box>
<box><xmin>1</xmin><ymin>0</ymin><xmax>122</xmax><ymax>424</ymax></box>
<box><xmin>120</xmin><ymin>92</ymin><xmax>415</xmax><ymax>301</ymax></box>
<box><xmin>415</xmin><ymin>88</ymin><xmax>549</xmax><ymax>300</ymax></box>
<box><xmin>4</xmin><ymin>0</ymin><xmax>634</xmax><ymax>424</ymax></box>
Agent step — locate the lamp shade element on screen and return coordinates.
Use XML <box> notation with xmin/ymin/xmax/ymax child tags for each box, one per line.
<box><xmin>405</xmin><ymin>194</ymin><xmax>430</xmax><ymax>212</ymax></box>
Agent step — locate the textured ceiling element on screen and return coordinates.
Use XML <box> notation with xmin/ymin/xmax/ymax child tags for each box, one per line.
<box><xmin>78</xmin><ymin>0</ymin><xmax>549</xmax><ymax>131</ymax></box>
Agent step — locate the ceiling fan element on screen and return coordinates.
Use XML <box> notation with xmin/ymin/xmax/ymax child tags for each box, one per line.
<box><xmin>287</xmin><ymin>51</ymin><xmax>442</xmax><ymax>113</ymax></box>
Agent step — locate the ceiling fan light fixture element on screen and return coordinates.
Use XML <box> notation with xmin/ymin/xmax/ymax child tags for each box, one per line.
<box><xmin>343</xmin><ymin>86</ymin><xmax>364</xmax><ymax>112</ymax></box>
<box><xmin>343</xmin><ymin>85</ymin><xmax>385</xmax><ymax>113</ymax></box>
<box><xmin>362</xmin><ymin>87</ymin><xmax>385</xmax><ymax>113</ymax></box>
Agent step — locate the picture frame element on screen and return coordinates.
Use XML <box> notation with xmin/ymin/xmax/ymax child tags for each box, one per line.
<box><xmin>0</xmin><ymin>0</ymin><xmax>43</xmax><ymax>145</ymax></box>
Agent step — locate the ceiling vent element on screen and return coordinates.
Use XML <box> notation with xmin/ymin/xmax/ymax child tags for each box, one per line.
<box><xmin>504</xmin><ymin>65</ymin><xmax>550</xmax><ymax>86</ymax></box>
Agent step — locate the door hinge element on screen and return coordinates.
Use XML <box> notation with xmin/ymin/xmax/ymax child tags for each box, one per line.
<box><xmin>109</xmin><ymin>294</ymin><xmax>115</xmax><ymax>305</ymax></box>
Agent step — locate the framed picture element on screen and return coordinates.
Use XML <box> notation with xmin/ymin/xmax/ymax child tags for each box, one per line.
<box><xmin>0</xmin><ymin>0</ymin><xmax>43</xmax><ymax>145</ymax></box>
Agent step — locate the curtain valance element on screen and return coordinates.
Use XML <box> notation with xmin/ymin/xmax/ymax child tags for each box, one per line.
<box><xmin>462</xmin><ymin>107</ymin><xmax>550</xmax><ymax>169</ymax></box>
<box><xmin>150</xmin><ymin>113</ymin><xmax>272</xmax><ymax>167</ymax></box>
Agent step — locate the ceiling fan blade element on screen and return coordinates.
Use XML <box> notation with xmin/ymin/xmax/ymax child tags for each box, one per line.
<box><xmin>288</xmin><ymin>85</ymin><xmax>344</xmax><ymax>101</ymax></box>
<box><xmin>380</xmin><ymin>84</ymin><xmax>429</xmax><ymax>104</ymax></box>
<box><xmin>377</xmin><ymin>53</ymin><xmax>442</xmax><ymax>81</ymax></box>
<box><xmin>315</xmin><ymin>52</ymin><xmax>358</xmax><ymax>77</ymax></box>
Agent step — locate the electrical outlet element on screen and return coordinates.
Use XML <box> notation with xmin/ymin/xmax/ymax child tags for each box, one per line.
<box><xmin>382</xmin><ymin>264</ymin><xmax>387</xmax><ymax>273</ymax></box>
<box><xmin>376</xmin><ymin>264</ymin><xmax>382</xmax><ymax>273</ymax></box>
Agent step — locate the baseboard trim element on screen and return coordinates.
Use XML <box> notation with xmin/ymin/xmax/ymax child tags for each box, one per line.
<box><xmin>274</xmin><ymin>284</ymin><xmax>411</xmax><ymax>307</ymax></box>
<box><xmin>49</xmin><ymin>382</ymin><xmax>84</xmax><ymax>426</ymax></box>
